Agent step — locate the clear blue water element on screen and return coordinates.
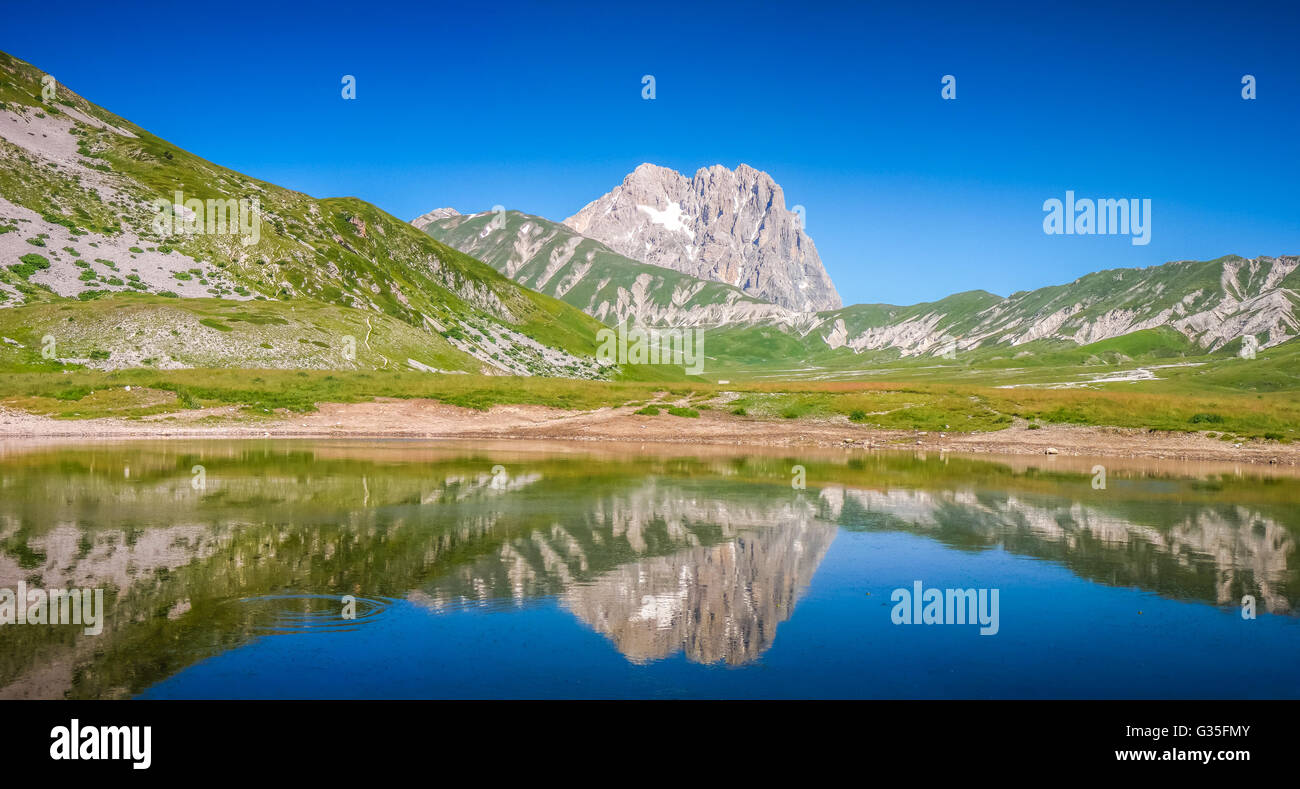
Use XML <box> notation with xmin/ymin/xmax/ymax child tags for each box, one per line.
<box><xmin>1</xmin><ymin>440</ymin><xmax>1296</xmax><ymax>699</ymax></box>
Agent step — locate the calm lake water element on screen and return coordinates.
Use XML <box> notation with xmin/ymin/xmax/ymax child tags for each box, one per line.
<box><xmin>1</xmin><ymin>439</ymin><xmax>1297</xmax><ymax>699</ymax></box>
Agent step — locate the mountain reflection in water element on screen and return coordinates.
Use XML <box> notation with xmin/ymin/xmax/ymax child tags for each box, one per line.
<box><xmin>0</xmin><ymin>440</ymin><xmax>1295</xmax><ymax>699</ymax></box>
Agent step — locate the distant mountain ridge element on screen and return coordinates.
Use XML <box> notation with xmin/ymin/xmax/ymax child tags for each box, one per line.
<box><xmin>818</xmin><ymin>254</ymin><xmax>1299</xmax><ymax>358</ymax></box>
<box><xmin>564</xmin><ymin>163</ymin><xmax>842</xmax><ymax>312</ymax></box>
<box><xmin>420</xmin><ymin>205</ymin><xmax>1298</xmax><ymax>363</ymax></box>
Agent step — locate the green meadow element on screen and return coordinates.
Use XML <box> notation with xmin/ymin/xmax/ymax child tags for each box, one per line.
<box><xmin>2</xmin><ymin>328</ymin><xmax>1297</xmax><ymax>442</ymax></box>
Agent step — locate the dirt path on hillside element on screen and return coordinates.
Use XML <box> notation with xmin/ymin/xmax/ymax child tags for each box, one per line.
<box><xmin>1</xmin><ymin>397</ymin><xmax>1297</xmax><ymax>466</ymax></box>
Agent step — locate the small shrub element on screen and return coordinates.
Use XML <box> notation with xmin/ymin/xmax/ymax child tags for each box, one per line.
<box><xmin>9</xmin><ymin>253</ymin><xmax>51</xmax><ymax>279</ymax></box>
<box><xmin>175</xmin><ymin>388</ymin><xmax>200</xmax><ymax>409</ymax></box>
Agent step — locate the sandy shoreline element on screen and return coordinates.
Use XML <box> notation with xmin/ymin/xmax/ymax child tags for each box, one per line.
<box><xmin>2</xmin><ymin>397</ymin><xmax>1297</xmax><ymax>467</ymax></box>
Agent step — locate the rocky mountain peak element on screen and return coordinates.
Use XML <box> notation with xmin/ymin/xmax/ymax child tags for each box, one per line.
<box><xmin>410</xmin><ymin>207</ymin><xmax>461</xmax><ymax>231</ymax></box>
<box><xmin>564</xmin><ymin>163</ymin><xmax>842</xmax><ymax>312</ymax></box>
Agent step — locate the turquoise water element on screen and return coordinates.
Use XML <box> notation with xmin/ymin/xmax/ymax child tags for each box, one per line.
<box><xmin>0</xmin><ymin>440</ymin><xmax>1296</xmax><ymax>699</ymax></box>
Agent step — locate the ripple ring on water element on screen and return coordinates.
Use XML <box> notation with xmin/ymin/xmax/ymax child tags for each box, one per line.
<box><xmin>235</xmin><ymin>593</ymin><xmax>394</xmax><ymax>635</ymax></box>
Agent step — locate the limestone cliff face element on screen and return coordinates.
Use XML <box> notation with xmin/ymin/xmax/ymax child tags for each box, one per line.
<box><xmin>564</xmin><ymin>163</ymin><xmax>842</xmax><ymax>312</ymax></box>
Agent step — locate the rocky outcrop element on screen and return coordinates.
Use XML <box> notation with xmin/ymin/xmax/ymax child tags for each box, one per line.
<box><xmin>410</xmin><ymin>207</ymin><xmax>460</xmax><ymax>231</ymax></box>
<box><xmin>564</xmin><ymin>163</ymin><xmax>842</xmax><ymax>312</ymax></box>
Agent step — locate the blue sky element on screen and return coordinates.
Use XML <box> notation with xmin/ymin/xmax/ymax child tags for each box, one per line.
<box><xmin>4</xmin><ymin>0</ymin><xmax>1298</xmax><ymax>306</ymax></box>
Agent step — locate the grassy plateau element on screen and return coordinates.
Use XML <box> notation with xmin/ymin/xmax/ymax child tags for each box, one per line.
<box><xmin>2</xmin><ymin>321</ymin><xmax>1298</xmax><ymax>443</ymax></box>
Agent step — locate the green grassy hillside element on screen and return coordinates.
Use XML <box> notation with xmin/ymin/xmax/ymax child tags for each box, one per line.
<box><xmin>0</xmin><ymin>49</ymin><xmax>619</xmax><ymax>379</ymax></box>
